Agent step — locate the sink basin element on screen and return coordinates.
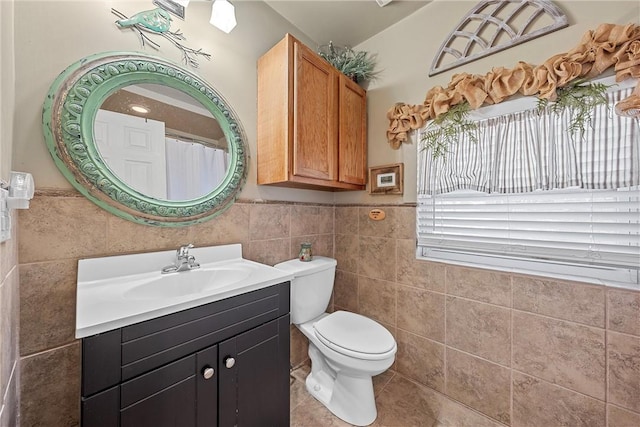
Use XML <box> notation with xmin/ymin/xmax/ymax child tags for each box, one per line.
<box><xmin>124</xmin><ymin>267</ymin><xmax>252</xmax><ymax>300</ymax></box>
<box><xmin>75</xmin><ymin>243</ymin><xmax>294</xmax><ymax>338</ymax></box>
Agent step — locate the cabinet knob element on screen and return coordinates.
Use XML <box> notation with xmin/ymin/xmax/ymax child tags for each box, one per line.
<box><xmin>202</xmin><ymin>367</ymin><xmax>215</xmax><ymax>380</ymax></box>
<box><xmin>224</xmin><ymin>357</ymin><xmax>236</xmax><ymax>369</ymax></box>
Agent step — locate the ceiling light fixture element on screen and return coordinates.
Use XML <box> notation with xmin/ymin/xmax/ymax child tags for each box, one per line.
<box><xmin>375</xmin><ymin>0</ymin><xmax>393</xmax><ymax>6</ymax></box>
<box><xmin>210</xmin><ymin>0</ymin><xmax>237</xmax><ymax>33</ymax></box>
<box><xmin>130</xmin><ymin>105</ymin><xmax>150</xmax><ymax>114</ymax></box>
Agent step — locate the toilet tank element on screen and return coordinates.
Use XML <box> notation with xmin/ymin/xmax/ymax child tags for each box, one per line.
<box><xmin>274</xmin><ymin>256</ymin><xmax>337</xmax><ymax>324</ymax></box>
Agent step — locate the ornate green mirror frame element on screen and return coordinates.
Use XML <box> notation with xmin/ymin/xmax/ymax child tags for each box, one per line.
<box><xmin>43</xmin><ymin>52</ymin><xmax>248</xmax><ymax>226</ymax></box>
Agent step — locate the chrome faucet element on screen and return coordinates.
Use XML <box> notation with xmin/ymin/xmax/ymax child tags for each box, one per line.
<box><xmin>161</xmin><ymin>244</ymin><xmax>200</xmax><ymax>274</ymax></box>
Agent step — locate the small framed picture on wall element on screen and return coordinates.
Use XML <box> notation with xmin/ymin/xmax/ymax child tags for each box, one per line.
<box><xmin>369</xmin><ymin>163</ymin><xmax>404</xmax><ymax>195</ymax></box>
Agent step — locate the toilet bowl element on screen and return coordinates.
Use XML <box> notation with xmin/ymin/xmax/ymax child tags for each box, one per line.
<box><xmin>274</xmin><ymin>257</ymin><xmax>397</xmax><ymax>426</ymax></box>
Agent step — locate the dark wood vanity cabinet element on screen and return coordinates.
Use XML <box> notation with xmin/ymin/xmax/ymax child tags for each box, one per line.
<box><xmin>81</xmin><ymin>282</ymin><xmax>291</xmax><ymax>427</ymax></box>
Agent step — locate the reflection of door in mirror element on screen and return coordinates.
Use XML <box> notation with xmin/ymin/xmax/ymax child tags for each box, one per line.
<box><xmin>95</xmin><ymin>110</ymin><xmax>168</xmax><ymax>199</ymax></box>
<box><xmin>96</xmin><ymin>84</ymin><xmax>230</xmax><ymax>201</ymax></box>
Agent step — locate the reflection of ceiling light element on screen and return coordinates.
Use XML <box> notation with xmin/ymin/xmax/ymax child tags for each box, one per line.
<box><xmin>130</xmin><ymin>105</ymin><xmax>150</xmax><ymax>114</ymax></box>
<box><xmin>173</xmin><ymin>0</ymin><xmax>190</xmax><ymax>6</ymax></box>
<box><xmin>210</xmin><ymin>0</ymin><xmax>237</xmax><ymax>33</ymax></box>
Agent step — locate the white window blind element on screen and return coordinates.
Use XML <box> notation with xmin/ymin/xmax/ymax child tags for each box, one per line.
<box><xmin>417</xmin><ymin>83</ymin><xmax>640</xmax><ymax>287</ymax></box>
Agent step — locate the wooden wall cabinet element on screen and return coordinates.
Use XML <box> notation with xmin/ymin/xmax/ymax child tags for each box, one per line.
<box><xmin>81</xmin><ymin>283</ymin><xmax>290</xmax><ymax>427</ymax></box>
<box><xmin>257</xmin><ymin>34</ymin><xmax>367</xmax><ymax>191</ymax></box>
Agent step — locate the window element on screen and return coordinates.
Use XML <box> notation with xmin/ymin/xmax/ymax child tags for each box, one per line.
<box><xmin>416</xmin><ymin>81</ymin><xmax>640</xmax><ymax>288</ymax></box>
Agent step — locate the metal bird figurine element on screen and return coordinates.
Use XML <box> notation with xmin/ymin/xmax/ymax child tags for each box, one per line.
<box><xmin>116</xmin><ymin>8</ymin><xmax>172</xmax><ymax>33</ymax></box>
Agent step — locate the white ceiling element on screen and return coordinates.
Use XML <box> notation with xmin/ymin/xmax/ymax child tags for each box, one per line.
<box><xmin>262</xmin><ymin>1</ymin><xmax>431</xmax><ymax>47</ymax></box>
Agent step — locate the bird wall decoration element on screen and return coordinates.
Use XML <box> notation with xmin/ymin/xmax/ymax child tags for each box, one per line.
<box><xmin>116</xmin><ymin>8</ymin><xmax>173</xmax><ymax>34</ymax></box>
<box><xmin>111</xmin><ymin>7</ymin><xmax>211</xmax><ymax>67</ymax></box>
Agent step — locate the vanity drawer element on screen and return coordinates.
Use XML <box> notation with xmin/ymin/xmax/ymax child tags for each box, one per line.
<box><xmin>82</xmin><ymin>281</ymin><xmax>290</xmax><ymax>397</ymax></box>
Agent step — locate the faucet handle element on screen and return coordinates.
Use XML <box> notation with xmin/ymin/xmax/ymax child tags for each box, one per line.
<box><xmin>177</xmin><ymin>243</ymin><xmax>194</xmax><ymax>257</ymax></box>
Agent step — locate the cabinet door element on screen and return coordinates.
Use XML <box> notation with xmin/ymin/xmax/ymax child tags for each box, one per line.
<box><xmin>118</xmin><ymin>345</ymin><xmax>218</xmax><ymax>427</ymax></box>
<box><xmin>218</xmin><ymin>317</ymin><xmax>290</xmax><ymax>427</ymax></box>
<box><xmin>338</xmin><ymin>75</ymin><xmax>367</xmax><ymax>185</ymax></box>
<box><xmin>292</xmin><ymin>40</ymin><xmax>338</xmax><ymax>181</ymax></box>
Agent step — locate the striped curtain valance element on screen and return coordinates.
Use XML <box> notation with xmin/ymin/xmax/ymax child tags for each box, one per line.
<box><xmin>418</xmin><ymin>86</ymin><xmax>639</xmax><ymax>196</ymax></box>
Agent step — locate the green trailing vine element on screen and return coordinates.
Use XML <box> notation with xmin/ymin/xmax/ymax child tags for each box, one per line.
<box><xmin>420</xmin><ymin>102</ymin><xmax>478</xmax><ymax>158</ymax></box>
<box><xmin>537</xmin><ymin>79</ymin><xmax>611</xmax><ymax>137</ymax></box>
<box><xmin>420</xmin><ymin>80</ymin><xmax>610</xmax><ymax>159</ymax></box>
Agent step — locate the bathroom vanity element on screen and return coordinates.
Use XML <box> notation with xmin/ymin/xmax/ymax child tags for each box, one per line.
<box><xmin>75</xmin><ymin>244</ymin><xmax>292</xmax><ymax>427</ymax></box>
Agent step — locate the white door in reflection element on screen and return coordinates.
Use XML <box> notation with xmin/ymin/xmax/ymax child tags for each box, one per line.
<box><xmin>95</xmin><ymin>109</ymin><xmax>168</xmax><ymax>199</ymax></box>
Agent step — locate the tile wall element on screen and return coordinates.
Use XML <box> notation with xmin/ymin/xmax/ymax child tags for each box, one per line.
<box><xmin>0</xmin><ymin>210</ymin><xmax>19</xmax><ymax>427</ymax></box>
<box><xmin>334</xmin><ymin>205</ymin><xmax>640</xmax><ymax>427</ymax></box>
<box><xmin>15</xmin><ymin>195</ymin><xmax>640</xmax><ymax>426</ymax></box>
<box><xmin>17</xmin><ymin>190</ymin><xmax>333</xmax><ymax>426</ymax></box>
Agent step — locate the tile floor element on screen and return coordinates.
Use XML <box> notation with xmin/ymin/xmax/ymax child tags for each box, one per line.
<box><xmin>289</xmin><ymin>365</ymin><xmax>438</xmax><ymax>427</ymax></box>
<box><xmin>289</xmin><ymin>365</ymin><xmax>504</xmax><ymax>427</ymax></box>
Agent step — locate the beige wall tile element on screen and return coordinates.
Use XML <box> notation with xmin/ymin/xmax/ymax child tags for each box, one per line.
<box><xmin>359</xmin><ymin>236</ymin><xmax>395</xmax><ymax>281</ymax></box>
<box><xmin>359</xmin><ymin>207</ymin><xmax>397</xmax><ymax>238</ymax></box>
<box><xmin>334</xmin><ymin>234</ymin><xmax>358</xmax><ymax>273</ymax></box>
<box><xmin>513</xmin><ymin>311</ymin><xmax>606</xmax><ymax>399</ymax></box>
<box><xmin>396</xmin><ymin>239</ymin><xmax>445</xmax><ymax>293</ymax></box>
<box><xmin>393</xmin><ymin>206</ymin><xmax>416</xmax><ymax>240</ymax></box>
<box><xmin>446</xmin><ymin>266</ymin><xmax>511</xmax><ymax>307</ymax></box>
<box><xmin>374</xmin><ymin>375</ymin><xmax>503</xmax><ymax>427</ymax></box>
<box><xmin>397</xmin><ymin>286</ymin><xmax>444</xmax><ymax>342</ymax></box>
<box><xmin>608</xmin><ymin>331</ymin><xmax>640</xmax><ymax>413</ymax></box>
<box><xmin>371</xmin><ymin>375</ymin><xmax>438</xmax><ymax>426</ymax></box>
<box><xmin>290</xmin><ymin>205</ymin><xmax>321</xmax><ymax>237</ymax></box>
<box><xmin>106</xmin><ymin>215</ymin><xmax>191</xmax><ymax>254</ymax></box>
<box><xmin>446</xmin><ymin>296</ymin><xmax>510</xmax><ymax>365</ymax></box>
<box><xmin>188</xmin><ymin>203</ymin><xmax>250</xmax><ymax>247</ymax></box>
<box><xmin>245</xmin><ymin>238</ymin><xmax>291</xmax><ymax>266</ymax></box>
<box><xmin>358</xmin><ymin>276</ymin><xmax>396</xmax><ymax>326</ymax></box>
<box><xmin>0</xmin><ymin>366</ymin><xmax>19</xmax><ymax>427</ymax></box>
<box><xmin>0</xmin><ymin>214</ymin><xmax>17</xmax><ymax>281</ymax></box>
<box><xmin>19</xmin><ymin>195</ymin><xmax>108</xmax><ymax>263</ymax></box>
<box><xmin>607</xmin><ymin>405</ymin><xmax>640</xmax><ymax>427</ymax></box>
<box><xmin>249</xmin><ymin>204</ymin><xmax>290</xmax><ymax>240</ymax></box>
<box><xmin>290</xmin><ymin>234</ymin><xmax>333</xmax><ymax>259</ymax></box>
<box><xmin>290</xmin><ymin>325</ymin><xmax>309</xmax><ymax>369</ymax></box>
<box><xmin>0</xmin><ymin>269</ymin><xmax>18</xmax><ymax>406</ymax></box>
<box><xmin>513</xmin><ymin>275</ymin><xmax>605</xmax><ymax>327</ymax></box>
<box><xmin>20</xmin><ymin>260</ymin><xmax>77</xmax><ymax>356</ymax></box>
<box><xmin>334</xmin><ymin>270</ymin><xmax>358</xmax><ymax>312</ymax></box>
<box><xmin>512</xmin><ymin>372</ymin><xmax>605</xmax><ymax>427</ymax></box>
<box><xmin>335</xmin><ymin>206</ymin><xmax>358</xmax><ymax>235</ymax></box>
<box><xmin>608</xmin><ymin>289</ymin><xmax>640</xmax><ymax>336</ymax></box>
<box><xmin>317</xmin><ymin>206</ymin><xmax>334</xmax><ymax>235</ymax></box>
<box><xmin>445</xmin><ymin>348</ymin><xmax>511</xmax><ymax>424</ymax></box>
<box><xmin>395</xmin><ymin>330</ymin><xmax>445</xmax><ymax>392</ymax></box>
<box><xmin>20</xmin><ymin>342</ymin><xmax>81</xmax><ymax>427</ymax></box>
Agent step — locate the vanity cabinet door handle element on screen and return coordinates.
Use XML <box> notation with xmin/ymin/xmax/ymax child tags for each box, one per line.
<box><xmin>202</xmin><ymin>367</ymin><xmax>215</xmax><ymax>380</ymax></box>
<box><xmin>224</xmin><ymin>357</ymin><xmax>236</xmax><ymax>369</ymax></box>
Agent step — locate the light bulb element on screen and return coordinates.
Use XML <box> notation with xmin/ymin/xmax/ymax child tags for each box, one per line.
<box><xmin>210</xmin><ymin>0</ymin><xmax>237</xmax><ymax>33</ymax></box>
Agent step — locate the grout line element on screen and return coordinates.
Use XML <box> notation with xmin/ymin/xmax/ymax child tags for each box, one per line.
<box><xmin>605</xmin><ymin>288</ymin><xmax>610</xmax><ymax>427</ymax></box>
<box><xmin>512</xmin><ymin>369</ymin><xmax>607</xmax><ymax>403</ymax></box>
<box><xmin>510</xmin><ymin>275</ymin><xmax>514</xmax><ymax>425</ymax></box>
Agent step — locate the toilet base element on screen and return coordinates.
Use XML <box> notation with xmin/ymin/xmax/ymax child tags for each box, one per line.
<box><xmin>305</xmin><ymin>343</ymin><xmax>377</xmax><ymax>426</ymax></box>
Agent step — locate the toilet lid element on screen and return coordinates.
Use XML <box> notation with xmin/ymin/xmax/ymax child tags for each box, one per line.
<box><xmin>313</xmin><ymin>311</ymin><xmax>396</xmax><ymax>359</ymax></box>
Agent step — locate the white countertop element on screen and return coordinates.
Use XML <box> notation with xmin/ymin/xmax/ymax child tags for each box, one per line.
<box><xmin>75</xmin><ymin>244</ymin><xmax>293</xmax><ymax>338</ymax></box>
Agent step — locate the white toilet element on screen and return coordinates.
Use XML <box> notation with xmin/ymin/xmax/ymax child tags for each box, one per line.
<box><xmin>275</xmin><ymin>256</ymin><xmax>397</xmax><ymax>426</ymax></box>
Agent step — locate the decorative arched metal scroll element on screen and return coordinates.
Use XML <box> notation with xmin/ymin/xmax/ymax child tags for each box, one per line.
<box><xmin>429</xmin><ymin>0</ymin><xmax>568</xmax><ymax>76</ymax></box>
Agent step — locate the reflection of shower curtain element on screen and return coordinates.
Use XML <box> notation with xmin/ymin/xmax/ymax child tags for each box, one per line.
<box><xmin>165</xmin><ymin>138</ymin><xmax>229</xmax><ymax>200</ymax></box>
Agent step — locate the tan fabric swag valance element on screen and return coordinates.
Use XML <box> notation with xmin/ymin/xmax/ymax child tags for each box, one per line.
<box><xmin>386</xmin><ymin>23</ymin><xmax>640</xmax><ymax>149</ymax></box>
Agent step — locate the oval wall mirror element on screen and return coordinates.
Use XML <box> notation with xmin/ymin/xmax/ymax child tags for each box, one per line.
<box><xmin>42</xmin><ymin>52</ymin><xmax>248</xmax><ymax>226</ymax></box>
